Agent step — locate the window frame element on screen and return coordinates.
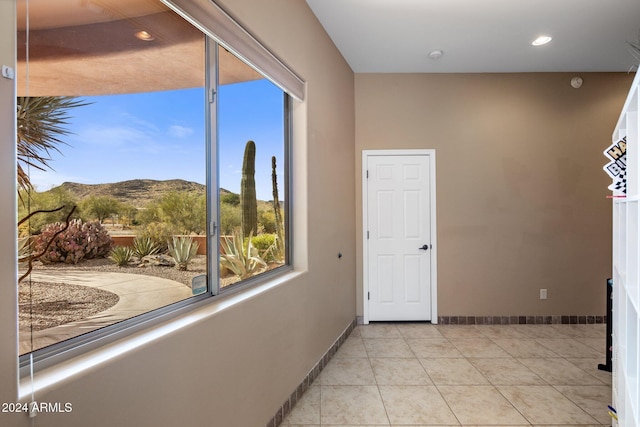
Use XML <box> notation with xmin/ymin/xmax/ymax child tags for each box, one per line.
<box><xmin>18</xmin><ymin>0</ymin><xmax>299</xmax><ymax>374</ymax></box>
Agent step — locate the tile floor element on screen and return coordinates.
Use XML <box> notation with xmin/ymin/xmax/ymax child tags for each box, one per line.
<box><xmin>281</xmin><ymin>323</ymin><xmax>613</xmax><ymax>427</ymax></box>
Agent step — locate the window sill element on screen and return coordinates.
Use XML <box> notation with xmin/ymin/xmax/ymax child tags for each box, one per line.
<box><xmin>18</xmin><ymin>269</ymin><xmax>304</xmax><ymax>399</ymax></box>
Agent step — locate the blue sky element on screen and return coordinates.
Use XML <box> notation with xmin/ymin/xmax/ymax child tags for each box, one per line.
<box><xmin>30</xmin><ymin>79</ymin><xmax>285</xmax><ymax>201</ymax></box>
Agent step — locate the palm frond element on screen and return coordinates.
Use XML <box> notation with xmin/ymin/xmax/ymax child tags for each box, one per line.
<box><xmin>628</xmin><ymin>29</ymin><xmax>640</xmax><ymax>65</ymax></box>
<box><xmin>16</xmin><ymin>96</ymin><xmax>89</xmax><ymax>192</ymax></box>
<box><xmin>629</xmin><ymin>39</ymin><xmax>640</xmax><ymax>63</ymax></box>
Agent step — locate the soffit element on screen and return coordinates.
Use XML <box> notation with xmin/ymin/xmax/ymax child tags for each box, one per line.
<box><xmin>16</xmin><ymin>0</ymin><xmax>262</xmax><ymax>96</ymax></box>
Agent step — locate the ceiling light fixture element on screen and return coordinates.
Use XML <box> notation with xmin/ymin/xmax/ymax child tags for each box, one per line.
<box><xmin>532</xmin><ymin>35</ymin><xmax>552</xmax><ymax>46</ymax></box>
<box><xmin>428</xmin><ymin>50</ymin><xmax>443</xmax><ymax>60</ymax></box>
<box><xmin>135</xmin><ymin>30</ymin><xmax>155</xmax><ymax>41</ymax></box>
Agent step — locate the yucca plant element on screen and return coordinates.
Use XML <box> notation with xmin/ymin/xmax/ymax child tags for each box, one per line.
<box><xmin>132</xmin><ymin>236</ymin><xmax>160</xmax><ymax>261</ymax></box>
<box><xmin>220</xmin><ymin>230</ymin><xmax>267</xmax><ymax>280</ymax></box>
<box><xmin>168</xmin><ymin>236</ymin><xmax>199</xmax><ymax>271</ymax></box>
<box><xmin>109</xmin><ymin>246</ymin><xmax>135</xmax><ymax>267</ymax></box>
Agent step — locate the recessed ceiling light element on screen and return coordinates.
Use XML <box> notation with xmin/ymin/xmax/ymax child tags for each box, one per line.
<box><xmin>135</xmin><ymin>30</ymin><xmax>155</xmax><ymax>41</ymax></box>
<box><xmin>532</xmin><ymin>35</ymin><xmax>552</xmax><ymax>46</ymax></box>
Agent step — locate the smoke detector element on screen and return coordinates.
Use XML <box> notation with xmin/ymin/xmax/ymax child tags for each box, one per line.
<box><xmin>571</xmin><ymin>76</ymin><xmax>583</xmax><ymax>89</ymax></box>
<box><xmin>428</xmin><ymin>50</ymin><xmax>443</xmax><ymax>60</ymax></box>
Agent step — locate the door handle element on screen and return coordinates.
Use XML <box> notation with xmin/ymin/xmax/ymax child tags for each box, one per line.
<box><xmin>419</xmin><ymin>244</ymin><xmax>430</xmax><ymax>250</ymax></box>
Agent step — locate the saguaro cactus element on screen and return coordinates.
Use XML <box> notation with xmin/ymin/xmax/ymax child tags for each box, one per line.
<box><xmin>241</xmin><ymin>140</ymin><xmax>257</xmax><ymax>238</ymax></box>
<box><xmin>271</xmin><ymin>156</ymin><xmax>284</xmax><ymax>258</ymax></box>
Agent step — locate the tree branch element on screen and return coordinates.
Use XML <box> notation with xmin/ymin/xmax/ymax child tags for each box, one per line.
<box><xmin>18</xmin><ymin>205</ymin><xmax>76</xmax><ymax>283</ymax></box>
<box><xmin>17</xmin><ymin>205</ymin><xmax>66</xmax><ymax>227</ymax></box>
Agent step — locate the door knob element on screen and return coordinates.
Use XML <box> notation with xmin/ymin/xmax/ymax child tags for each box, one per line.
<box><xmin>419</xmin><ymin>244</ymin><xmax>429</xmax><ymax>250</ymax></box>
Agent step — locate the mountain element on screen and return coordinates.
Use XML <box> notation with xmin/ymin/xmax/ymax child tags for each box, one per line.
<box><xmin>53</xmin><ymin>179</ymin><xmax>208</xmax><ymax>207</ymax></box>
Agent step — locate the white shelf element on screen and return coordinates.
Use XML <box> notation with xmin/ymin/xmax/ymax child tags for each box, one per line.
<box><xmin>612</xmin><ymin>70</ymin><xmax>640</xmax><ymax>427</ymax></box>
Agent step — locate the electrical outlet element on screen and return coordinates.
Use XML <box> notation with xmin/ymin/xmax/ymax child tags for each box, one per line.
<box><xmin>540</xmin><ymin>289</ymin><xmax>548</xmax><ymax>300</ymax></box>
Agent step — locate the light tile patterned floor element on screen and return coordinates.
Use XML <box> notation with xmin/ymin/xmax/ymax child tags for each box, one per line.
<box><xmin>281</xmin><ymin>323</ymin><xmax>612</xmax><ymax>427</ymax></box>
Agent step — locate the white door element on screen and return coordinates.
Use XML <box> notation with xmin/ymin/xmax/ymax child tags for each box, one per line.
<box><xmin>364</xmin><ymin>151</ymin><xmax>436</xmax><ymax>322</ymax></box>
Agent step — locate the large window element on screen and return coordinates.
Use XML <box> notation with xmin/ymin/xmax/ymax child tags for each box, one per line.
<box><xmin>17</xmin><ymin>0</ymin><xmax>294</xmax><ymax>365</ymax></box>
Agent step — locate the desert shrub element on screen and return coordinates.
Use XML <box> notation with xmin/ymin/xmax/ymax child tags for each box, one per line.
<box><xmin>161</xmin><ymin>191</ymin><xmax>207</xmax><ymax>235</ymax></box>
<box><xmin>221</xmin><ymin>192</ymin><xmax>240</xmax><ymax>206</ymax></box>
<box><xmin>258</xmin><ymin>209</ymin><xmax>276</xmax><ymax>234</ymax></box>
<box><xmin>219</xmin><ymin>202</ymin><xmax>241</xmax><ymax>235</ymax></box>
<box><xmin>80</xmin><ymin>195</ymin><xmax>122</xmax><ymax>223</ymax></box>
<box><xmin>250</xmin><ymin>233</ymin><xmax>278</xmax><ymax>263</ymax></box>
<box><xmin>168</xmin><ymin>236</ymin><xmax>199</xmax><ymax>271</ymax></box>
<box><xmin>137</xmin><ymin>222</ymin><xmax>174</xmax><ymax>252</ymax></box>
<box><xmin>35</xmin><ymin>219</ymin><xmax>112</xmax><ymax>264</ymax></box>
<box><xmin>132</xmin><ymin>236</ymin><xmax>160</xmax><ymax>260</ymax></box>
<box><xmin>109</xmin><ymin>246</ymin><xmax>135</xmax><ymax>267</ymax></box>
<box><xmin>139</xmin><ymin>191</ymin><xmax>206</xmax><ymax>235</ymax></box>
<box><xmin>17</xmin><ymin>187</ymin><xmax>79</xmax><ymax>236</ymax></box>
<box><xmin>136</xmin><ymin>201</ymin><xmax>162</xmax><ymax>225</ymax></box>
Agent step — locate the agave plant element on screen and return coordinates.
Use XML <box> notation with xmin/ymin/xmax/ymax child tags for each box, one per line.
<box><xmin>168</xmin><ymin>236</ymin><xmax>199</xmax><ymax>271</ymax></box>
<box><xmin>109</xmin><ymin>246</ymin><xmax>135</xmax><ymax>267</ymax></box>
<box><xmin>220</xmin><ymin>230</ymin><xmax>267</xmax><ymax>280</ymax></box>
<box><xmin>132</xmin><ymin>236</ymin><xmax>160</xmax><ymax>260</ymax></box>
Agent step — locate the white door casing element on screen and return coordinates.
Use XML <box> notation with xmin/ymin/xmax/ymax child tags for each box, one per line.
<box><xmin>363</xmin><ymin>150</ymin><xmax>437</xmax><ymax>323</ymax></box>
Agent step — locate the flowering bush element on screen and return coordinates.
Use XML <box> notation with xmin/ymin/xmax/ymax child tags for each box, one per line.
<box><xmin>35</xmin><ymin>219</ymin><xmax>113</xmax><ymax>264</ymax></box>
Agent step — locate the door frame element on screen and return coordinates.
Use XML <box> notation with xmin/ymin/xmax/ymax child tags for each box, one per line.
<box><xmin>362</xmin><ymin>149</ymin><xmax>438</xmax><ymax>324</ymax></box>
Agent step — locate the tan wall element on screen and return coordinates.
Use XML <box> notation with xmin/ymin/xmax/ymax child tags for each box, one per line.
<box><xmin>0</xmin><ymin>1</ymin><xmax>355</xmax><ymax>426</ymax></box>
<box><xmin>355</xmin><ymin>72</ymin><xmax>632</xmax><ymax>318</ymax></box>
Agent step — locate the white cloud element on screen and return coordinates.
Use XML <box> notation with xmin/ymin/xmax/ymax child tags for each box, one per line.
<box><xmin>72</xmin><ymin>124</ymin><xmax>164</xmax><ymax>154</ymax></box>
<box><xmin>168</xmin><ymin>125</ymin><xmax>194</xmax><ymax>138</ymax></box>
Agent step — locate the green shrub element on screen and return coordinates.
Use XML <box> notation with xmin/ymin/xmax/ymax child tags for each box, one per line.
<box><xmin>168</xmin><ymin>236</ymin><xmax>199</xmax><ymax>271</ymax></box>
<box><xmin>137</xmin><ymin>222</ymin><xmax>174</xmax><ymax>252</ymax></box>
<box><xmin>219</xmin><ymin>203</ymin><xmax>241</xmax><ymax>235</ymax></box>
<box><xmin>221</xmin><ymin>192</ymin><xmax>240</xmax><ymax>206</ymax></box>
<box><xmin>250</xmin><ymin>233</ymin><xmax>278</xmax><ymax>263</ymax></box>
<box><xmin>258</xmin><ymin>209</ymin><xmax>276</xmax><ymax>234</ymax></box>
<box><xmin>139</xmin><ymin>191</ymin><xmax>206</xmax><ymax>235</ymax></box>
<box><xmin>132</xmin><ymin>236</ymin><xmax>160</xmax><ymax>260</ymax></box>
<box><xmin>109</xmin><ymin>246</ymin><xmax>135</xmax><ymax>267</ymax></box>
<box><xmin>17</xmin><ymin>187</ymin><xmax>79</xmax><ymax>236</ymax></box>
<box><xmin>35</xmin><ymin>219</ymin><xmax>112</xmax><ymax>264</ymax></box>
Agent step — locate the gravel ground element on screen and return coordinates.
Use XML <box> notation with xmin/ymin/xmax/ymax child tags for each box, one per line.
<box><xmin>19</xmin><ymin>281</ymin><xmax>120</xmax><ymax>331</ymax></box>
<box><xmin>20</xmin><ymin>255</ymin><xmax>219</xmax><ymax>330</ymax></box>
<box><xmin>30</xmin><ymin>255</ymin><xmax>209</xmax><ymax>287</ymax></box>
<box><xmin>19</xmin><ymin>255</ymin><xmax>283</xmax><ymax>331</ymax></box>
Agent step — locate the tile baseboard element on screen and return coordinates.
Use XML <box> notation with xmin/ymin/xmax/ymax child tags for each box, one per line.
<box><xmin>437</xmin><ymin>315</ymin><xmax>606</xmax><ymax>325</ymax></box>
<box><xmin>356</xmin><ymin>315</ymin><xmax>607</xmax><ymax>325</ymax></box>
<box><xmin>265</xmin><ymin>318</ymin><xmax>357</xmax><ymax>427</ymax></box>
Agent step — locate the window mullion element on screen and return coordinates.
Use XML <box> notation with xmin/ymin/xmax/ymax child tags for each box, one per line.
<box><xmin>206</xmin><ymin>38</ymin><xmax>220</xmax><ymax>296</ymax></box>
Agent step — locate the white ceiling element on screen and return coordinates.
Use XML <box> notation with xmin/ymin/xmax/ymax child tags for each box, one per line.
<box><xmin>305</xmin><ymin>0</ymin><xmax>640</xmax><ymax>73</ymax></box>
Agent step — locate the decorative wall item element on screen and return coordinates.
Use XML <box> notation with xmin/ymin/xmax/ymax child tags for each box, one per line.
<box><xmin>603</xmin><ymin>136</ymin><xmax>627</xmax><ymax>194</ymax></box>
